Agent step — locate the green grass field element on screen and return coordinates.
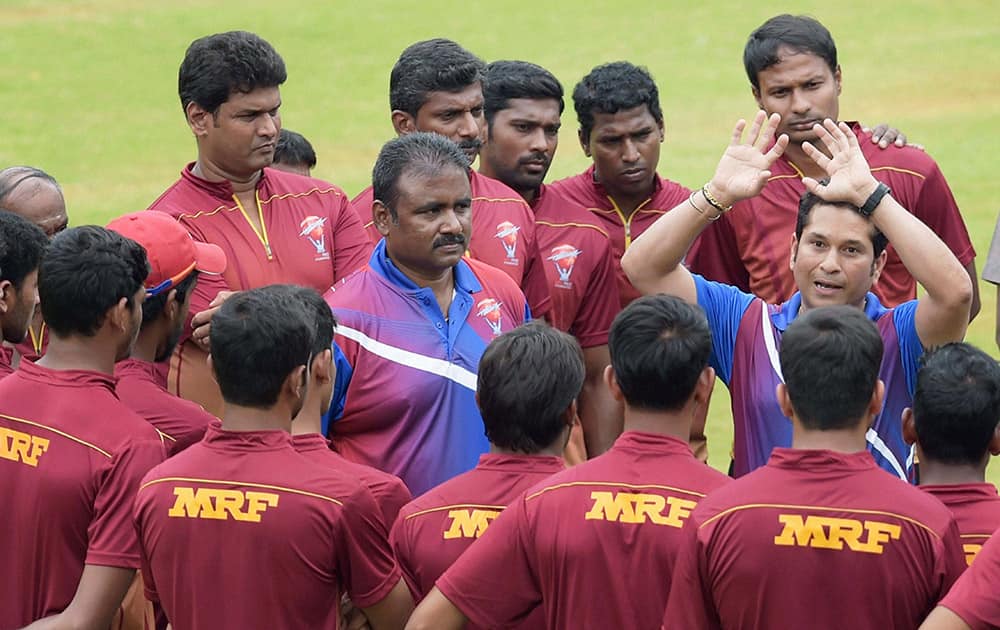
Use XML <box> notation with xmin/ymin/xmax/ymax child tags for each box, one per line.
<box><xmin>3</xmin><ymin>0</ymin><xmax>999</xmax><ymax>480</ymax></box>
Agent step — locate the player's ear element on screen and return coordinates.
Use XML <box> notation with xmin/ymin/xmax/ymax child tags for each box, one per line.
<box><xmin>834</xmin><ymin>65</ymin><xmax>843</xmax><ymax>96</ymax></box>
<box><xmin>391</xmin><ymin>110</ymin><xmax>417</xmax><ymax>136</ymax></box>
<box><xmin>870</xmin><ymin>248</ymin><xmax>888</xmax><ymax>283</ymax></box>
<box><xmin>207</xmin><ymin>354</ymin><xmax>218</xmax><ymax>385</ymax></box>
<box><xmin>165</xmin><ymin>288</ymin><xmax>180</xmax><ymax>320</ymax></box>
<box><xmin>578</xmin><ymin>128</ymin><xmax>591</xmax><ymax>157</ymax></box>
<box><xmin>989</xmin><ymin>424</ymin><xmax>1000</xmax><ymax>457</ymax></box>
<box><xmin>604</xmin><ymin>364</ymin><xmax>623</xmax><ymax>402</ymax></box>
<box><xmin>752</xmin><ymin>84</ymin><xmax>763</xmax><ymax>109</ymax></box>
<box><xmin>186</xmin><ymin>101</ymin><xmax>212</xmax><ymax>137</ymax></box>
<box><xmin>694</xmin><ymin>366</ymin><xmax>716</xmax><ymax>407</ymax></box>
<box><xmin>776</xmin><ymin>383</ymin><xmax>795</xmax><ymax>420</ymax></box>
<box><xmin>373</xmin><ymin>200</ymin><xmax>393</xmax><ymax>237</ymax></box>
<box><xmin>657</xmin><ymin>119</ymin><xmax>665</xmax><ymax>143</ymax></box>
<box><xmin>564</xmin><ymin>399</ymin><xmax>579</xmax><ymax>428</ymax></box>
<box><xmin>789</xmin><ymin>233</ymin><xmax>799</xmax><ymax>271</ymax></box>
<box><xmin>867</xmin><ymin>379</ymin><xmax>886</xmax><ymax>424</ymax></box>
<box><xmin>901</xmin><ymin>408</ymin><xmax>918</xmax><ymax>446</ymax></box>
<box><xmin>0</xmin><ymin>279</ymin><xmax>12</xmax><ymax>313</ymax></box>
<box><xmin>310</xmin><ymin>349</ymin><xmax>333</xmax><ymax>385</ymax></box>
<box><xmin>108</xmin><ymin>296</ymin><xmax>132</xmax><ymax>334</ymax></box>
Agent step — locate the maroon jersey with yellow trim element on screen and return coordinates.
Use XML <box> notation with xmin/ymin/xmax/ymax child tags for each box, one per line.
<box><xmin>134</xmin><ymin>424</ymin><xmax>400</xmax><ymax>630</ymax></box>
<box><xmin>0</xmin><ymin>344</ymin><xmax>14</xmax><ymax>379</ymax></box>
<box><xmin>663</xmin><ymin>448</ymin><xmax>965</xmax><ymax>630</ymax></box>
<box><xmin>115</xmin><ymin>358</ymin><xmax>217</xmax><ymax>456</ymax></box>
<box><xmin>293</xmin><ymin>432</ymin><xmax>411</xmax><ymax>529</ymax></box>
<box><xmin>353</xmin><ymin>170</ymin><xmax>551</xmax><ymax>320</ymax></box>
<box><xmin>548</xmin><ymin>165</ymin><xmax>691</xmax><ymax>308</ymax></box>
<box><xmin>390</xmin><ymin>452</ymin><xmax>564</xmax><ymax>610</ymax></box>
<box><xmin>939</xmin><ymin>532</ymin><xmax>1000</xmax><ymax>629</ymax></box>
<box><xmin>436</xmin><ymin>432</ymin><xmax>729</xmax><ymax>629</ymax></box>
<box><xmin>686</xmin><ymin>122</ymin><xmax>975</xmax><ymax>306</ymax></box>
<box><xmin>0</xmin><ymin>361</ymin><xmax>166</xmax><ymax>627</ymax></box>
<box><xmin>922</xmin><ymin>483</ymin><xmax>1000</xmax><ymax>566</ymax></box>
<box><xmin>532</xmin><ymin>184</ymin><xmax>619</xmax><ymax>348</ymax></box>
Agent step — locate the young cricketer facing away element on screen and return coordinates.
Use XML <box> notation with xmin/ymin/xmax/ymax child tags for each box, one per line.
<box><xmin>0</xmin><ymin>211</ymin><xmax>47</xmax><ymax>378</ymax></box>
<box><xmin>405</xmin><ymin>294</ymin><xmax>730</xmax><ymax>630</ymax></box>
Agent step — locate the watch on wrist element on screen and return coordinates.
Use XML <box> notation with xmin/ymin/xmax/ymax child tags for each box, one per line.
<box><xmin>859</xmin><ymin>182</ymin><xmax>891</xmax><ymax>217</ymax></box>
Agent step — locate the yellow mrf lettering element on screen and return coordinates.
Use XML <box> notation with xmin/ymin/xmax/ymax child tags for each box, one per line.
<box><xmin>963</xmin><ymin>543</ymin><xmax>982</xmax><ymax>566</ymax></box>
<box><xmin>167</xmin><ymin>487</ymin><xmax>279</xmax><ymax>522</ymax></box>
<box><xmin>584</xmin><ymin>491</ymin><xmax>696</xmax><ymax>528</ymax></box>
<box><xmin>0</xmin><ymin>426</ymin><xmax>50</xmax><ymax>467</ymax></box>
<box><xmin>774</xmin><ymin>514</ymin><xmax>901</xmax><ymax>554</ymax></box>
<box><xmin>443</xmin><ymin>509</ymin><xmax>500</xmax><ymax>539</ymax></box>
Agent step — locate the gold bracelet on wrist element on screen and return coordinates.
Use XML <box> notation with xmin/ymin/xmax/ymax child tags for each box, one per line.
<box><xmin>688</xmin><ymin>190</ymin><xmax>723</xmax><ymax>222</ymax></box>
<box><xmin>701</xmin><ymin>185</ymin><xmax>733</xmax><ymax>214</ymax></box>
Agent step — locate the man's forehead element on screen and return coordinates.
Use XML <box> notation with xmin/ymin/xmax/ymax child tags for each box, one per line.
<box><xmin>591</xmin><ymin>104</ymin><xmax>658</xmax><ymax>133</ymax></box>
<box><xmin>802</xmin><ymin>204</ymin><xmax>874</xmax><ymax>241</ymax></box>
<box><xmin>223</xmin><ymin>85</ymin><xmax>281</xmax><ymax>110</ymax></box>
<box><xmin>421</xmin><ymin>84</ymin><xmax>483</xmax><ymax>110</ymax></box>
<box><xmin>397</xmin><ymin>164</ymin><xmax>470</xmax><ymax>199</ymax></box>
<box><xmin>500</xmin><ymin>97</ymin><xmax>561</xmax><ymax>122</ymax></box>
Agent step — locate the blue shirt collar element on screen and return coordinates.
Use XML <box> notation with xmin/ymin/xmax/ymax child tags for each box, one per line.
<box><xmin>772</xmin><ymin>291</ymin><xmax>888</xmax><ymax>331</ymax></box>
<box><xmin>369</xmin><ymin>238</ymin><xmax>482</xmax><ymax>295</ymax></box>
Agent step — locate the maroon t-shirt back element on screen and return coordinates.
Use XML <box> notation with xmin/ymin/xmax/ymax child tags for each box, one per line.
<box><xmin>436</xmin><ymin>432</ymin><xmax>730</xmax><ymax>629</ymax></box>
<box><xmin>922</xmin><ymin>483</ymin><xmax>1000</xmax><ymax>566</ymax></box>
<box><xmin>0</xmin><ymin>361</ymin><xmax>166</xmax><ymax>627</ymax></box>
<box><xmin>134</xmin><ymin>425</ymin><xmax>400</xmax><ymax>630</ymax></box>
<box><xmin>663</xmin><ymin>449</ymin><xmax>966</xmax><ymax>630</ymax></box>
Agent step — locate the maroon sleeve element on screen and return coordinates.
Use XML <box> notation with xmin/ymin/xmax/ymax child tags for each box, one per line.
<box><xmin>685</xmin><ymin>213</ymin><xmax>752</xmax><ymax>292</ymax></box>
<box><xmin>332</xmin><ymin>194</ymin><xmax>374</xmax><ymax>282</ymax></box>
<box><xmin>88</xmin><ymin>436</ymin><xmax>167</xmax><ymax>568</ymax></box>
<box><xmin>373</xmin><ymin>476</ymin><xmax>412</xmax><ymax>531</ymax></box>
<box><xmin>662</xmin><ymin>521</ymin><xmax>722</xmax><ymax>630</ymax></box>
<box><xmin>336</xmin><ymin>484</ymin><xmax>402</xmax><ymax>608</ymax></box>
<box><xmin>521</xmin><ymin>239</ymin><xmax>553</xmax><ymax>321</ymax></box>
<box><xmin>134</xmin><ymin>499</ymin><xmax>160</xmax><ymax>604</ymax></box>
<box><xmin>435</xmin><ymin>495</ymin><xmax>541</xmax><ymax>627</ymax></box>
<box><xmin>572</xmin><ymin>238</ymin><xmax>619</xmax><ymax>348</ymax></box>
<box><xmin>940</xmin><ymin>533</ymin><xmax>1000</xmax><ymax>630</ymax></box>
<box><xmin>912</xmin><ymin>163</ymin><xmax>975</xmax><ymax>265</ymax></box>
<box><xmin>388</xmin><ymin>512</ymin><xmax>422</xmax><ymax>599</ymax></box>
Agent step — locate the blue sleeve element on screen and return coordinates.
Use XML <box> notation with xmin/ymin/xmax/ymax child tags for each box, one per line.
<box><xmin>321</xmin><ymin>341</ymin><xmax>354</xmax><ymax>436</ymax></box>
<box><xmin>694</xmin><ymin>274</ymin><xmax>755</xmax><ymax>384</ymax></box>
<box><xmin>892</xmin><ymin>300</ymin><xmax>924</xmax><ymax>396</ymax></box>
<box><xmin>524</xmin><ymin>302</ymin><xmax>532</xmax><ymax>323</ymax></box>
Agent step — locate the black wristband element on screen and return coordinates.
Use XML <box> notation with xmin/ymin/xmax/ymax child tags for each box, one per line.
<box><xmin>859</xmin><ymin>182</ymin><xmax>891</xmax><ymax>217</ymax></box>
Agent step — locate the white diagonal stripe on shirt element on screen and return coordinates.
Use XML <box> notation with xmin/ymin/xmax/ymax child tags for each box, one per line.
<box><xmin>338</xmin><ymin>325</ymin><xmax>478</xmax><ymax>391</ymax></box>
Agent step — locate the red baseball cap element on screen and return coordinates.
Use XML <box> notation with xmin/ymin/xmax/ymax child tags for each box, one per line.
<box><xmin>107</xmin><ymin>211</ymin><xmax>227</xmax><ymax>297</ymax></box>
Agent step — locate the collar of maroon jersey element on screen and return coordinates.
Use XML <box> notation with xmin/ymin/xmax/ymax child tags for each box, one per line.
<box><xmin>203</xmin><ymin>422</ymin><xmax>294</xmax><ymax>450</ymax></box>
<box><xmin>16</xmin><ymin>358</ymin><xmax>118</xmax><ymax>391</ymax></box>
<box><xmin>180</xmin><ymin>162</ymin><xmax>270</xmax><ymax>199</ymax></box>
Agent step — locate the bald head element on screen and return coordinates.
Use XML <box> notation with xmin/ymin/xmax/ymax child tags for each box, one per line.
<box><xmin>0</xmin><ymin>167</ymin><xmax>68</xmax><ymax>238</ymax></box>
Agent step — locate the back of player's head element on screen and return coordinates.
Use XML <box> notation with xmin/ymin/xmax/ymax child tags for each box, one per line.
<box><xmin>178</xmin><ymin>30</ymin><xmax>287</xmax><ymax>115</ymax></box>
<box><xmin>609</xmin><ymin>294</ymin><xmax>712</xmax><ymax>411</ymax></box>
<box><xmin>797</xmin><ymin>185</ymin><xmax>888</xmax><ymax>258</ymax></box>
<box><xmin>389</xmin><ymin>38</ymin><xmax>486</xmax><ymax>117</ymax></box>
<box><xmin>274</xmin><ymin>129</ymin><xmax>317</xmax><ymax>171</ymax></box>
<box><xmin>372</xmin><ymin>132</ymin><xmax>470</xmax><ymax>219</ymax></box>
<box><xmin>0</xmin><ymin>211</ymin><xmax>49</xmax><ymax>289</ymax></box>
<box><xmin>477</xmin><ymin>321</ymin><xmax>584</xmax><ymax>453</ymax></box>
<box><xmin>0</xmin><ymin>166</ymin><xmax>61</xmax><ymax>206</ymax></box>
<box><xmin>780</xmin><ymin>305</ymin><xmax>883</xmax><ymax>430</ymax></box>
<box><xmin>913</xmin><ymin>343</ymin><xmax>1000</xmax><ymax>465</ymax></box>
<box><xmin>210</xmin><ymin>285</ymin><xmax>314</xmax><ymax>408</ymax></box>
<box><xmin>744</xmin><ymin>14</ymin><xmax>838</xmax><ymax>90</ymax></box>
<box><xmin>482</xmin><ymin>60</ymin><xmax>564</xmax><ymax>127</ymax></box>
<box><xmin>572</xmin><ymin>61</ymin><xmax>663</xmax><ymax>144</ymax></box>
<box><xmin>39</xmin><ymin>226</ymin><xmax>149</xmax><ymax>337</ymax></box>
<box><xmin>267</xmin><ymin>284</ymin><xmax>336</xmax><ymax>357</ymax></box>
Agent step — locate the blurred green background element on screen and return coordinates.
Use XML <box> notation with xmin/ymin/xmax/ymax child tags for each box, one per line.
<box><xmin>2</xmin><ymin>0</ymin><xmax>998</xmax><ymax>479</ymax></box>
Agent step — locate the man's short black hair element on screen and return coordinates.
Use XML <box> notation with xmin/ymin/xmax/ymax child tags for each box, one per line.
<box><xmin>268</xmin><ymin>284</ymin><xmax>336</xmax><ymax>357</ymax></box>
<box><xmin>0</xmin><ymin>166</ymin><xmax>61</xmax><ymax>206</ymax></box>
<box><xmin>609</xmin><ymin>294</ymin><xmax>712</xmax><ymax>411</ymax></box>
<box><xmin>780</xmin><ymin>305</ymin><xmax>883</xmax><ymax>430</ymax></box>
<box><xmin>39</xmin><ymin>226</ymin><xmax>148</xmax><ymax>338</ymax></box>
<box><xmin>483</xmin><ymin>60</ymin><xmax>564</xmax><ymax>128</ymax></box>
<box><xmin>141</xmin><ymin>271</ymin><xmax>199</xmax><ymax>327</ymax></box>
<box><xmin>274</xmin><ymin>129</ymin><xmax>317</xmax><ymax>170</ymax></box>
<box><xmin>0</xmin><ymin>211</ymin><xmax>49</xmax><ymax>289</ymax></box>
<box><xmin>371</xmin><ymin>132</ymin><xmax>469</xmax><ymax>220</ymax></box>
<box><xmin>913</xmin><ymin>343</ymin><xmax>1000</xmax><ymax>466</ymax></box>
<box><xmin>389</xmin><ymin>38</ymin><xmax>485</xmax><ymax>117</ymax></box>
<box><xmin>744</xmin><ymin>14</ymin><xmax>838</xmax><ymax>90</ymax></box>
<box><xmin>572</xmin><ymin>61</ymin><xmax>663</xmax><ymax>144</ymax></box>
<box><xmin>477</xmin><ymin>321</ymin><xmax>584</xmax><ymax>453</ymax></box>
<box><xmin>178</xmin><ymin>30</ymin><xmax>287</xmax><ymax>115</ymax></box>
<box><xmin>796</xmin><ymin>185</ymin><xmax>888</xmax><ymax>259</ymax></box>
<box><xmin>210</xmin><ymin>285</ymin><xmax>314</xmax><ymax>408</ymax></box>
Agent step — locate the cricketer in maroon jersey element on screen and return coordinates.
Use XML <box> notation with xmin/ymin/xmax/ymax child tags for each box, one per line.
<box><xmin>281</xmin><ymin>283</ymin><xmax>411</xmax><ymax>529</ymax></box>
<box><xmin>405</xmin><ymin>296</ymin><xmax>730</xmax><ymax>630</ymax></box>
<box><xmin>0</xmin><ymin>227</ymin><xmax>166</xmax><ymax>629</ymax></box>
<box><xmin>663</xmin><ymin>307</ymin><xmax>965</xmax><ymax>630</ymax></box>
<box><xmin>391</xmin><ymin>321</ymin><xmax>575</xmax><ymax>618</ymax></box>
<box><xmin>352</xmin><ymin>39</ymin><xmax>551</xmax><ymax>321</ymax></box>
<box><xmin>147</xmin><ymin>32</ymin><xmax>371</xmax><ymax>418</ymax></box>
<box><xmin>108</xmin><ymin>211</ymin><xmax>226</xmax><ymax>456</ymax></box>
<box><xmin>134</xmin><ymin>287</ymin><xmax>412</xmax><ymax>630</ymax></box>
<box><xmin>0</xmin><ymin>212</ymin><xmax>47</xmax><ymax>379</ymax></box>
<box><xmin>922</xmin><ymin>533</ymin><xmax>1000</xmax><ymax>630</ymax></box>
<box><xmin>903</xmin><ymin>342</ymin><xmax>1000</xmax><ymax>566</ymax></box>
<box><xmin>0</xmin><ymin>166</ymin><xmax>67</xmax><ymax>367</ymax></box>
<box><xmin>687</xmin><ymin>14</ymin><xmax>978</xmax><ymax>315</ymax></box>
<box><xmin>478</xmin><ymin>59</ymin><xmax>623</xmax><ymax>460</ymax></box>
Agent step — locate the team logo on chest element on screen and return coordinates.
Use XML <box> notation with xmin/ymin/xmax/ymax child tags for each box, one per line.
<box><xmin>494</xmin><ymin>221</ymin><xmax>520</xmax><ymax>266</ymax></box>
<box><xmin>299</xmin><ymin>215</ymin><xmax>330</xmax><ymax>261</ymax></box>
<box><xmin>547</xmin><ymin>244</ymin><xmax>582</xmax><ymax>289</ymax></box>
<box><xmin>476</xmin><ymin>298</ymin><xmax>504</xmax><ymax>336</ymax></box>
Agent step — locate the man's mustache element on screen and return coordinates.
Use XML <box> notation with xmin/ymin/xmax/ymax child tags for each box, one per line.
<box><xmin>433</xmin><ymin>234</ymin><xmax>467</xmax><ymax>248</ymax></box>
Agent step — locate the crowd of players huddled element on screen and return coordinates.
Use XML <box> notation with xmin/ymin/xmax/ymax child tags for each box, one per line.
<box><xmin>3</xmin><ymin>13</ymin><xmax>1000</xmax><ymax>630</ymax></box>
